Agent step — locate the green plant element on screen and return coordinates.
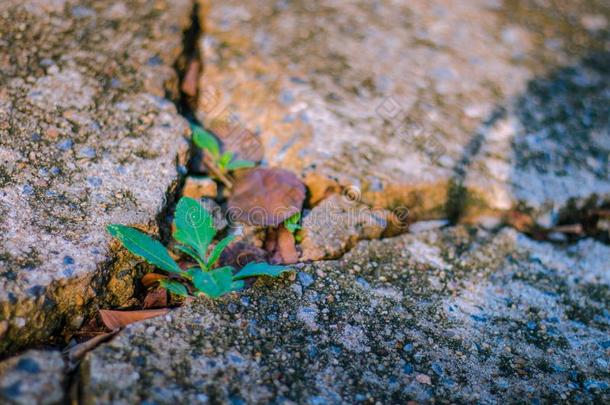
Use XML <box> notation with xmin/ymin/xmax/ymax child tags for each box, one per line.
<box><xmin>283</xmin><ymin>212</ymin><xmax>303</xmax><ymax>242</ymax></box>
<box><xmin>107</xmin><ymin>197</ymin><xmax>291</xmax><ymax>298</ymax></box>
<box><xmin>192</xmin><ymin>124</ymin><xmax>255</xmax><ymax>183</ymax></box>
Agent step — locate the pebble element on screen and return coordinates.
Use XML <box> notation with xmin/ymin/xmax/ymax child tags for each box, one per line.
<box><xmin>297</xmin><ymin>272</ymin><xmax>314</xmax><ymax>288</ymax></box>
<box><xmin>416</xmin><ymin>374</ymin><xmax>432</xmax><ymax>385</ymax></box>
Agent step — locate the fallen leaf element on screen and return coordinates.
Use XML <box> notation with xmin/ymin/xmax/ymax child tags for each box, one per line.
<box><xmin>141</xmin><ymin>273</ymin><xmax>167</xmax><ymax>288</ymax></box>
<box><xmin>267</xmin><ymin>225</ymin><xmax>299</xmax><ymax>264</ymax></box>
<box><xmin>142</xmin><ymin>288</ymin><xmax>168</xmax><ymax>309</ymax></box>
<box><xmin>264</xmin><ymin>227</ymin><xmax>278</xmax><ymax>254</ymax></box>
<box><xmin>277</xmin><ymin>225</ymin><xmax>299</xmax><ymax>264</ymax></box>
<box><xmin>219</xmin><ymin>241</ymin><xmax>268</xmax><ymax>269</ymax></box>
<box><xmin>228</xmin><ymin>168</ymin><xmax>306</xmax><ymax>226</ymax></box>
<box><xmin>99</xmin><ymin>308</ymin><xmax>169</xmax><ymax>331</ymax></box>
<box><xmin>68</xmin><ymin>316</ymin><xmax>106</xmax><ymax>341</ymax></box>
<box><xmin>181</xmin><ymin>59</ymin><xmax>200</xmax><ymax>97</ymax></box>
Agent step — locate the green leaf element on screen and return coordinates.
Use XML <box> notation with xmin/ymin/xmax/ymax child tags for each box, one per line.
<box><xmin>283</xmin><ymin>212</ymin><xmax>302</xmax><ymax>233</ymax></box>
<box><xmin>159</xmin><ymin>279</ymin><xmax>189</xmax><ymax>297</ymax></box>
<box><xmin>190</xmin><ymin>266</ymin><xmax>240</xmax><ymax>298</ymax></box>
<box><xmin>225</xmin><ymin>159</ymin><xmax>255</xmax><ymax>171</ymax></box>
<box><xmin>174</xmin><ymin>244</ymin><xmax>199</xmax><ymax>262</ymax></box>
<box><xmin>233</xmin><ymin>262</ymin><xmax>292</xmax><ymax>280</ymax></box>
<box><xmin>107</xmin><ymin>224</ymin><xmax>183</xmax><ymax>275</ymax></box>
<box><xmin>207</xmin><ymin>235</ymin><xmax>235</xmax><ymax>268</ymax></box>
<box><xmin>219</xmin><ymin>151</ymin><xmax>234</xmax><ymax>170</ymax></box>
<box><xmin>173</xmin><ymin>197</ymin><xmax>215</xmax><ymax>263</ymax></box>
<box><xmin>192</xmin><ymin>125</ymin><xmax>220</xmax><ymax>159</ymax></box>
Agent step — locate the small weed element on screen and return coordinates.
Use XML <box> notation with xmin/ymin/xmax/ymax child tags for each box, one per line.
<box><xmin>192</xmin><ymin>124</ymin><xmax>254</xmax><ymax>187</ymax></box>
<box><xmin>283</xmin><ymin>212</ymin><xmax>303</xmax><ymax>242</ymax></box>
<box><xmin>107</xmin><ymin>197</ymin><xmax>291</xmax><ymax>299</ymax></box>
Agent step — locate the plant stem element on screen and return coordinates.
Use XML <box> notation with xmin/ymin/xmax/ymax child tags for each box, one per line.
<box><xmin>202</xmin><ymin>150</ymin><xmax>233</xmax><ymax>189</ymax></box>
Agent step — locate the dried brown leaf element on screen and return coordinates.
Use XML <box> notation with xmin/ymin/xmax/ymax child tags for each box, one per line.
<box><xmin>141</xmin><ymin>273</ymin><xmax>167</xmax><ymax>288</ymax></box>
<box><xmin>273</xmin><ymin>225</ymin><xmax>299</xmax><ymax>264</ymax></box>
<box><xmin>181</xmin><ymin>59</ymin><xmax>200</xmax><ymax>97</ymax></box>
<box><xmin>264</xmin><ymin>227</ymin><xmax>278</xmax><ymax>254</ymax></box>
<box><xmin>142</xmin><ymin>288</ymin><xmax>168</xmax><ymax>309</ymax></box>
<box><xmin>228</xmin><ymin>168</ymin><xmax>306</xmax><ymax>226</ymax></box>
<box><xmin>219</xmin><ymin>241</ymin><xmax>268</xmax><ymax>269</ymax></box>
<box><xmin>99</xmin><ymin>309</ymin><xmax>169</xmax><ymax>331</ymax></box>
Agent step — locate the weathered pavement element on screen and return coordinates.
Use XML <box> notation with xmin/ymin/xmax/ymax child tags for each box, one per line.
<box><xmin>81</xmin><ymin>227</ymin><xmax>610</xmax><ymax>404</ymax></box>
<box><xmin>197</xmin><ymin>0</ymin><xmax>610</xmax><ymax>233</ymax></box>
<box><xmin>1</xmin><ymin>0</ymin><xmax>609</xmax><ymax>404</ymax></box>
<box><xmin>0</xmin><ymin>0</ymin><xmax>191</xmax><ymax>354</ymax></box>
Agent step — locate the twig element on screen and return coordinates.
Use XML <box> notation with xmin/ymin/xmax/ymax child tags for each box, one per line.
<box><xmin>552</xmin><ymin>224</ymin><xmax>583</xmax><ymax>235</ymax></box>
<box><xmin>65</xmin><ymin>331</ymin><xmax>117</xmax><ymax>364</ymax></box>
<box><xmin>202</xmin><ymin>150</ymin><xmax>234</xmax><ymax>189</ymax></box>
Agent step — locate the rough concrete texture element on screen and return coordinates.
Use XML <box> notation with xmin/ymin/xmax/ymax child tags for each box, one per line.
<box><xmin>0</xmin><ymin>0</ymin><xmax>192</xmax><ymax>354</ymax></box>
<box><xmin>81</xmin><ymin>227</ymin><xmax>610</xmax><ymax>404</ymax></box>
<box><xmin>0</xmin><ymin>350</ymin><xmax>65</xmax><ymax>405</ymax></box>
<box><xmin>195</xmin><ymin>0</ymin><xmax>609</xmax><ymax>227</ymax></box>
<box><xmin>299</xmin><ymin>194</ymin><xmax>403</xmax><ymax>261</ymax></box>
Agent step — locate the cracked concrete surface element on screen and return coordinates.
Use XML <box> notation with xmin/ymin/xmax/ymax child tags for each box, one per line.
<box><xmin>0</xmin><ymin>0</ymin><xmax>192</xmax><ymax>355</ymax></box>
<box><xmin>0</xmin><ymin>0</ymin><xmax>609</xmax><ymax>403</ymax></box>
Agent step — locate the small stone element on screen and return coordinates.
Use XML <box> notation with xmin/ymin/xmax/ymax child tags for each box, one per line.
<box><xmin>303</xmin><ymin>171</ymin><xmax>341</xmax><ymax>206</ymax></box>
<box><xmin>297</xmin><ymin>272</ymin><xmax>314</xmax><ymax>288</ymax></box>
<box><xmin>416</xmin><ymin>374</ymin><xmax>432</xmax><ymax>385</ymax></box>
<box><xmin>56</xmin><ymin>139</ymin><xmax>73</xmax><ymax>151</ymax></box>
<box><xmin>181</xmin><ymin>176</ymin><xmax>217</xmax><ymax>199</ymax></box>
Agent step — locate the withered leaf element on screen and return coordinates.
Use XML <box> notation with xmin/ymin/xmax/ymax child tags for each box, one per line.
<box><xmin>271</xmin><ymin>225</ymin><xmax>299</xmax><ymax>264</ymax></box>
<box><xmin>264</xmin><ymin>227</ymin><xmax>278</xmax><ymax>254</ymax></box>
<box><xmin>219</xmin><ymin>241</ymin><xmax>268</xmax><ymax>269</ymax></box>
<box><xmin>228</xmin><ymin>168</ymin><xmax>305</xmax><ymax>226</ymax></box>
<box><xmin>99</xmin><ymin>309</ymin><xmax>169</xmax><ymax>331</ymax></box>
<box><xmin>181</xmin><ymin>59</ymin><xmax>200</xmax><ymax>97</ymax></box>
<box><xmin>141</xmin><ymin>273</ymin><xmax>167</xmax><ymax>288</ymax></box>
<box><xmin>142</xmin><ymin>288</ymin><xmax>168</xmax><ymax>309</ymax></box>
